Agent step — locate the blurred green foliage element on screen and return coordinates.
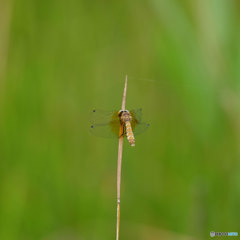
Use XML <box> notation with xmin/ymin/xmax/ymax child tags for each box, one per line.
<box><xmin>0</xmin><ymin>0</ymin><xmax>240</xmax><ymax>239</ymax></box>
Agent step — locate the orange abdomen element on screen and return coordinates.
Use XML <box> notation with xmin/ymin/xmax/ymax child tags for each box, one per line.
<box><xmin>125</xmin><ymin>121</ymin><xmax>135</xmax><ymax>147</ymax></box>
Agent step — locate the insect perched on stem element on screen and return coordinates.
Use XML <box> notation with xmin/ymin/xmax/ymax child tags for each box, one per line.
<box><xmin>90</xmin><ymin>76</ymin><xmax>149</xmax><ymax>240</ymax></box>
<box><xmin>90</xmin><ymin>108</ymin><xmax>149</xmax><ymax>147</ymax></box>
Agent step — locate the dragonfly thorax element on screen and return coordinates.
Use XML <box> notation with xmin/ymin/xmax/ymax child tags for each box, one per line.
<box><xmin>119</xmin><ymin>110</ymin><xmax>132</xmax><ymax>123</ymax></box>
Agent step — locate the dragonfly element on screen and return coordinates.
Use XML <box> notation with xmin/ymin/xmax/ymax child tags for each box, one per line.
<box><xmin>90</xmin><ymin>108</ymin><xmax>149</xmax><ymax>147</ymax></box>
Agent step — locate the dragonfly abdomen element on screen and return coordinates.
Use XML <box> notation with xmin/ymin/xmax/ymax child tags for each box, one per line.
<box><xmin>125</xmin><ymin>121</ymin><xmax>135</xmax><ymax>147</ymax></box>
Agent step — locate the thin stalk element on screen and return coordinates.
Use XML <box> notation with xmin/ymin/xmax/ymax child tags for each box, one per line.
<box><xmin>116</xmin><ymin>75</ymin><xmax>127</xmax><ymax>240</ymax></box>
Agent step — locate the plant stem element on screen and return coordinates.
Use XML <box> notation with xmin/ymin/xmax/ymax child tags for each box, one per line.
<box><xmin>116</xmin><ymin>75</ymin><xmax>127</xmax><ymax>240</ymax></box>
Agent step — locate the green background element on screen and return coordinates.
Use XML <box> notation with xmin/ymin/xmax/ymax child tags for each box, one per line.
<box><xmin>1</xmin><ymin>0</ymin><xmax>240</xmax><ymax>239</ymax></box>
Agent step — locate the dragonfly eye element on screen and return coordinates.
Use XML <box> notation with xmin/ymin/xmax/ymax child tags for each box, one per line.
<box><xmin>93</xmin><ymin>109</ymin><xmax>96</xmax><ymax>112</ymax></box>
<box><xmin>91</xmin><ymin>125</ymin><xmax>94</xmax><ymax>128</ymax></box>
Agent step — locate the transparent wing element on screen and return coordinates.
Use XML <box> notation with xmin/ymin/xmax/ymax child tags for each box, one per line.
<box><xmin>90</xmin><ymin>122</ymin><xmax>121</xmax><ymax>138</ymax></box>
<box><xmin>90</xmin><ymin>109</ymin><xmax>121</xmax><ymax>138</ymax></box>
<box><xmin>132</xmin><ymin>122</ymin><xmax>150</xmax><ymax>136</ymax></box>
<box><xmin>130</xmin><ymin>108</ymin><xmax>142</xmax><ymax>122</ymax></box>
<box><xmin>90</xmin><ymin>109</ymin><xmax>117</xmax><ymax>124</ymax></box>
<box><xmin>130</xmin><ymin>108</ymin><xmax>149</xmax><ymax>136</ymax></box>
<box><xmin>90</xmin><ymin>108</ymin><xmax>142</xmax><ymax>124</ymax></box>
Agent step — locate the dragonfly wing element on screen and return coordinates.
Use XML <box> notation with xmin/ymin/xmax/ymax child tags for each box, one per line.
<box><xmin>130</xmin><ymin>108</ymin><xmax>142</xmax><ymax>122</ymax></box>
<box><xmin>90</xmin><ymin>109</ymin><xmax>122</xmax><ymax>138</ymax></box>
<box><xmin>129</xmin><ymin>108</ymin><xmax>149</xmax><ymax>135</ymax></box>
<box><xmin>90</xmin><ymin>122</ymin><xmax>120</xmax><ymax>138</ymax></box>
<box><xmin>90</xmin><ymin>109</ymin><xmax>118</xmax><ymax>125</ymax></box>
<box><xmin>132</xmin><ymin>122</ymin><xmax>149</xmax><ymax>136</ymax></box>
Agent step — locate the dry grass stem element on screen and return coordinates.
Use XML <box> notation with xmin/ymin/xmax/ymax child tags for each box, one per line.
<box><xmin>116</xmin><ymin>75</ymin><xmax>128</xmax><ymax>240</ymax></box>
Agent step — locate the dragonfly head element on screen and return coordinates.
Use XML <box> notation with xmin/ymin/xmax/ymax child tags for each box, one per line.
<box><xmin>119</xmin><ymin>110</ymin><xmax>132</xmax><ymax>122</ymax></box>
